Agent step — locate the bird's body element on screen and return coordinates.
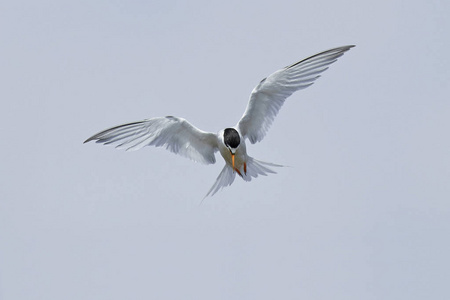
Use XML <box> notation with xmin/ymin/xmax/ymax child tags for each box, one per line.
<box><xmin>85</xmin><ymin>45</ymin><xmax>354</xmax><ymax>197</ymax></box>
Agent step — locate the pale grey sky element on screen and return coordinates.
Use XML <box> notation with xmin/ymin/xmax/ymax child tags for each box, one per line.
<box><xmin>1</xmin><ymin>1</ymin><xmax>449</xmax><ymax>299</ymax></box>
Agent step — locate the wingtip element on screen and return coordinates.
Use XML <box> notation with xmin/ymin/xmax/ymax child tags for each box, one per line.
<box><xmin>84</xmin><ymin>133</ymin><xmax>101</xmax><ymax>144</ymax></box>
<box><xmin>333</xmin><ymin>45</ymin><xmax>355</xmax><ymax>52</ymax></box>
<box><xmin>335</xmin><ymin>45</ymin><xmax>355</xmax><ymax>52</ymax></box>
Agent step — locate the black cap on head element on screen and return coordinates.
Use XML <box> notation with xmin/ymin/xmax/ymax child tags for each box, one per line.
<box><xmin>223</xmin><ymin>128</ymin><xmax>240</xmax><ymax>149</ymax></box>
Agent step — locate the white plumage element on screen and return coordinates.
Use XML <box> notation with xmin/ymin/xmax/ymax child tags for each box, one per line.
<box><xmin>85</xmin><ymin>45</ymin><xmax>354</xmax><ymax>197</ymax></box>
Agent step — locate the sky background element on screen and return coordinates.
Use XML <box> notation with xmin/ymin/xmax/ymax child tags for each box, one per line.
<box><xmin>1</xmin><ymin>0</ymin><xmax>449</xmax><ymax>299</ymax></box>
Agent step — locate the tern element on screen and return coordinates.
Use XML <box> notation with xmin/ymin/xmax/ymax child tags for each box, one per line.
<box><xmin>84</xmin><ymin>45</ymin><xmax>354</xmax><ymax>197</ymax></box>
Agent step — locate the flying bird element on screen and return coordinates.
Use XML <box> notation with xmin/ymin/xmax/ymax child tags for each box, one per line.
<box><xmin>84</xmin><ymin>45</ymin><xmax>354</xmax><ymax>197</ymax></box>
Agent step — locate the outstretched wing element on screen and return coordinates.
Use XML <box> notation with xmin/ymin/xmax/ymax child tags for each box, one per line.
<box><xmin>84</xmin><ymin>116</ymin><xmax>218</xmax><ymax>165</ymax></box>
<box><xmin>237</xmin><ymin>45</ymin><xmax>354</xmax><ymax>144</ymax></box>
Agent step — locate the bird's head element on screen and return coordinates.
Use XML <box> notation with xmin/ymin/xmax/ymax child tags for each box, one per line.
<box><xmin>223</xmin><ymin>128</ymin><xmax>240</xmax><ymax>169</ymax></box>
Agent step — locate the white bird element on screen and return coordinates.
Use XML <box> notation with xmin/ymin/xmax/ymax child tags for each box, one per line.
<box><xmin>84</xmin><ymin>45</ymin><xmax>354</xmax><ymax>197</ymax></box>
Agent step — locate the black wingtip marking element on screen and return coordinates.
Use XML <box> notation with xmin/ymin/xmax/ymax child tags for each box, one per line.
<box><xmin>285</xmin><ymin>45</ymin><xmax>355</xmax><ymax>70</ymax></box>
<box><xmin>83</xmin><ymin>121</ymin><xmax>145</xmax><ymax>144</ymax></box>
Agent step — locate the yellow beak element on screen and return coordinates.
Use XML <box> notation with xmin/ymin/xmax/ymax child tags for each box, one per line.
<box><xmin>231</xmin><ymin>153</ymin><xmax>235</xmax><ymax>169</ymax></box>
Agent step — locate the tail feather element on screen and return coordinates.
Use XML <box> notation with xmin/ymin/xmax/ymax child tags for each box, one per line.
<box><xmin>204</xmin><ymin>164</ymin><xmax>236</xmax><ymax>198</ymax></box>
<box><xmin>203</xmin><ymin>157</ymin><xmax>284</xmax><ymax>198</ymax></box>
<box><xmin>242</xmin><ymin>157</ymin><xmax>284</xmax><ymax>182</ymax></box>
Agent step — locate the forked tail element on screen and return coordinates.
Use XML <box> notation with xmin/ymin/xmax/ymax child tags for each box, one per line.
<box><xmin>203</xmin><ymin>157</ymin><xmax>284</xmax><ymax>199</ymax></box>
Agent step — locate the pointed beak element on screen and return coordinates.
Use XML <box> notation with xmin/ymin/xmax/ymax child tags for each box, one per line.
<box><xmin>231</xmin><ymin>153</ymin><xmax>235</xmax><ymax>169</ymax></box>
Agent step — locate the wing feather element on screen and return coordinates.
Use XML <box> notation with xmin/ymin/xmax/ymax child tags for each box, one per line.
<box><xmin>84</xmin><ymin>116</ymin><xmax>218</xmax><ymax>165</ymax></box>
<box><xmin>237</xmin><ymin>45</ymin><xmax>354</xmax><ymax>144</ymax></box>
